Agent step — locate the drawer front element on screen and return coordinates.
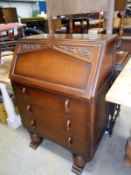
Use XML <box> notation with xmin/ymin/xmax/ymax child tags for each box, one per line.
<box><xmin>28</xmin><ymin>121</ymin><xmax>90</xmax><ymax>157</ymax></box>
<box><xmin>13</xmin><ymin>91</ymin><xmax>90</xmax><ymax>141</ymax></box>
<box><xmin>29</xmin><ymin>104</ymin><xmax>90</xmax><ymax>141</ymax></box>
<box><xmin>12</xmin><ymin>83</ymin><xmax>90</xmax><ymax>141</ymax></box>
<box><xmin>12</xmin><ymin>93</ymin><xmax>32</xmax><ymax>128</ymax></box>
<box><xmin>12</xmin><ymin>83</ymin><xmax>90</xmax><ymax>157</ymax></box>
<box><xmin>13</xmin><ymin>83</ymin><xmax>90</xmax><ymax>123</ymax></box>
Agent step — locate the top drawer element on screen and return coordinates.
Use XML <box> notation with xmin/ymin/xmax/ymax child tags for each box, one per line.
<box><xmin>13</xmin><ymin>83</ymin><xmax>90</xmax><ymax>123</ymax></box>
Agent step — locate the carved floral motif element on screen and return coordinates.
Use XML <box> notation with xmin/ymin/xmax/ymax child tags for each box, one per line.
<box><xmin>19</xmin><ymin>43</ymin><xmax>43</xmax><ymax>52</ymax></box>
<box><xmin>56</xmin><ymin>45</ymin><xmax>92</xmax><ymax>59</ymax></box>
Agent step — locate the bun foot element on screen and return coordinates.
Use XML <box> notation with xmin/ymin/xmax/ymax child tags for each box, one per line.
<box><xmin>29</xmin><ymin>133</ymin><xmax>43</xmax><ymax>150</ymax></box>
<box><xmin>72</xmin><ymin>154</ymin><xmax>86</xmax><ymax>175</ymax></box>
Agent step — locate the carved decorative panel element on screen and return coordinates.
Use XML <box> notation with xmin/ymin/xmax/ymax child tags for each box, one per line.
<box><xmin>55</xmin><ymin>45</ymin><xmax>93</xmax><ymax>60</ymax></box>
<box><xmin>18</xmin><ymin>43</ymin><xmax>44</xmax><ymax>52</ymax></box>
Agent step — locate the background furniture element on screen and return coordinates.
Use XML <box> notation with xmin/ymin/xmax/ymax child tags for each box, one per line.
<box><xmin>0</xmin><ymin>23</ymin><xmax>25</xmax><ymax>53</ymax></box>
<box><xmin>0</xmin><ymin>52</ymin><xmax>21</xmax><ymax>129</ymax></box>
<box><xmin>21</xmin><ymin>17</ymin><xmax>48</xmax><ymax>33</ymax></box>
<box><xmin>2</xmin><ymin>8</ymin><xmax>18</xmax><ymax>23</ymax></box>
<box><xmin>106</xmin><ymin>58</ymin><xmax>131</xmax><ymax>168</ymax></box>
<box><xmin>0</xmin><ymin>7</ymin><xmax>5</xmax><ymax>23</ymax></box>
<box><xmin>118</xmin><ymin>36</ymin><xmax>131</xmax><ymax>53</ymax></box>
<box><xmin>105</xmin><ymin>50</ymin><xmax>129</xmax><ymax>135</ymax></box>
<box><xmin>115</xmin><ymin>0</ymin><xmax>127</xmax><ymax>11</ymax></box>
<box><xmin>46</xmin><ymin>0</ymin><xmax>108</xmax><ymax>34</ymax></box>
<box><xmin>0</xmin><ymin>23</ymin><xmax>25</xmax><ymax>129</ymax></box>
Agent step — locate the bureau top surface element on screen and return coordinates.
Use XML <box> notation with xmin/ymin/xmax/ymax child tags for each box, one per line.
<box><xmin>21</xmin><ymin>34</ymin><xmax>117</xmax><ymax>43</ymax></box>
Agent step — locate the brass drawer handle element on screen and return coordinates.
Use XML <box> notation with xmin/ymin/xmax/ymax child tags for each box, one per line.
<box><xmin>22</xmin><ymin>87</ymin><xmax>28</xmax><ymax>97</ymax></box>
<box><xmin>30</xmin><ymin>120</ymin><xmax>36</xmax><ymax>129</ymax></box>
<box><xmin>68</xmin><ymin>136</ymin><xmax>73</xmax><ymax>147</ymax></box>
<box><xmin>66</xmin><ymin>120</ymin><xmax>71</xmax><ymax>132</ymax></box>
<box><xmin>27</xmin><ymin>105</ymin><xmax>32</xmax><ymax>114</ymax></box>
<box><xmin>65</xmin><ymin>99</ymin><xmax>70</xmax><ymax>113</ymax></box>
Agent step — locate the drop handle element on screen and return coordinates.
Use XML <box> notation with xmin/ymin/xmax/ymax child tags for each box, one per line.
<box><xmin>66</xmin><ymin>120</ymin><xmax>71</xmax><ymax>132</ymax></box>
<box><xmin>65</xmin><ymin>99</ymin><xmax>70</xmax><ymax>113</ymax></box>
<box><xmin>27</xmin><ymin>105</ymin><xmax>32</xmax><ymax>114</ymax></box>
<box><xmin>30</xmin><ymin>120</ymin><xmax>36</xmax><ymax>129</ymax></box>
<box><xmin>22</xmin><ymin>87</ymin><xmax>27</xmax><ymax>96</ymax></box>
<box><xmin>68</xmin><ymin>137</ymin><xmax>73</xmax><ymax>147</ymax></box>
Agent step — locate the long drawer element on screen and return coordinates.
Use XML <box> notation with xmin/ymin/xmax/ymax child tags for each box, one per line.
<box><xmin>12</xmin><ymin>84</ymin><xmax>90</xmax><ymax>156</ymax></box>
<box><xmin>31</xmin><ymin>105</ymin><xmax>90</xmax><ymax>140</ymax></box>
<box><xmin>13</xmin><ymin>84</ymin><xmax>90</xmax><ymax>141</ymax></box>
<box><xmin>25</xmin><ymin>104</ymin><xmax>90</xmax><ymax>141</ymax></box>
<box><xmin>12</xmin><ymin>83</ymin><xmax>91</xmax><ymax>145</ymax></box>
<box><xmin>13</xmin><ymin>83</ymin><xmax>90</xmax><ymax>124</ymax></box>
<box><xmin>28</xmin><ymin>120</ymin><xmax>90</xmax><ymax>157</ymax></box>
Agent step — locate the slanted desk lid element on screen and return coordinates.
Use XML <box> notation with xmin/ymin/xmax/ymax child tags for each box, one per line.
<box><xmin>11</xmin><ymin>49</ymin><xmax>93</xmax><ymax>99</ymax></box>
<box><xmin>10</xmin><ymin>35</ymin><xmax>116</xmax><ymax>100</ymax></box>
<box><xmin>15</xmin><ymin>48</ymin><xmax>91</xmax><ymax>91</ymax></box>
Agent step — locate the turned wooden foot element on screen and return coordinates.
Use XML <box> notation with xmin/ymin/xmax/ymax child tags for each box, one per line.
<box><xmin>123</xmin><ymin>137</ymin><xmax>131</xmax><ymax>168</ymax></box>
<box><xmin>29</xmin><ymin>133</ymin><xmax>43</xmax><ymax>150</ymax></box>
<box><xmin>72</xmin><ymin>154</ymin><xmax>86</xmax><ymax>175</ymax></box>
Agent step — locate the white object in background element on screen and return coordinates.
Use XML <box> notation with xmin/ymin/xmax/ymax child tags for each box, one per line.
<box><xmin>1</xmin><ymin>51</ymin><xmax>13</xmax><ymax>64</ymax></box>
<box><xmin>88</xmin><ymin>28</ymin><xmax>104</xmax><ymax>34</ymax></box>
<box><xmin>40</xmin><ymin>11</ymin><xmax>47</xmax><ymax>18</ymax></box>
<box><xmin>106</xmin><ymin>0</ymin><xmax>115</xmax><ymax>34</ymax></box>
<box><xmin>88</xmin><ymin>29</ymin><xmax>98</xmax><ymax>34</ymax></box>
<box><xmin>13</xmin><ymin>27</ymin><xmax>18</xmax><ymax>36</ymax></box>
<box><xmin>0</xmin><ymin>83</ymin><xmax>21</xmax><ymax>129</ymax></box>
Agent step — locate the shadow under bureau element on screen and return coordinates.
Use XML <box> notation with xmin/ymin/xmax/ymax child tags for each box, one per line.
<box><xmin>10</xmin><ymin>34</ymin><xmax>117</xmax><ymax>175</ymax></box>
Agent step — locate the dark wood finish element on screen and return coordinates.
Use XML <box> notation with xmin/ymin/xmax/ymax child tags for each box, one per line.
<box><xmin>2</xmin><ymin>8</ymin><xmax>18</xmax><ymax>23</ymax></box>
<box><xmin>72</xmin><ymin>154</ymin><xmax>86</xmax><ymax>175</ymax></box>
<box><xmin>115</xmin><ymin>51</ymin><xmax>129</xmax><ymax>66</ymax></box>
<box><xmin>10</xmin><ymin>34</ymin><xmax>117</xmax><ymax>174</ymax></box>
<box><xmin>118</xmin><ymin>36</ymin><xmax>131</xmax><ymax>54</ymax></box>
<box><xmin>29</xmin><ymin>133</ymin><xmax>43</xmax><ymax>150</ymax></box>
<box><xmin>106</xmin><ymin>103</ymin><xmax>120</xmax><ymax>136</ymax></box>
<box><xmin>115</xmin><ymin>0</ymin><xmax>127</xmax><ymax>11</ymax></box>
<box><xmin>114</xmin><ymin>50</ymin><xmax>129</xmax><ymax>76</ymax></box>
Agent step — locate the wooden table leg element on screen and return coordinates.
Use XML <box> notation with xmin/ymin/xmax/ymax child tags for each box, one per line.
<box><xmin>123</xmin><ymin>135</ymin><xmax>131</xmax><ymax>168</ymax></box>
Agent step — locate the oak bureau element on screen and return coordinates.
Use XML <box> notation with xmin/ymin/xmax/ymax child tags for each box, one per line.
<box><xmin>10</xmin><ymin>34</ymin><xmax>117</xmax><ymax>174</ymax></box>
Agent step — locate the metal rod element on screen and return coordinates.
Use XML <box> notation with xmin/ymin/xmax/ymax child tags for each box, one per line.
<box><xmin>106</xmin><ymin>0</ymin><xmax>115</xmax><ymax>34</ymax></box>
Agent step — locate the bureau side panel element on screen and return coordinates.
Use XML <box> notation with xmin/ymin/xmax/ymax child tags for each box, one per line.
<box><xmin>93</xmin><ymin>79</ymin><xmax>111</xmax><ymax>147</ymax></box>
<box><xmin>94</xmin><ymin>38</ymin><xmax>116</xmax><ymax>94</ymax></box>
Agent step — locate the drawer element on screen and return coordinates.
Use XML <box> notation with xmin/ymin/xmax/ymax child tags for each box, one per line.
<box><xmin>13</xmin><ymin>93</ymin><xmax>90</xmax><ymax>141</ymax></box>
<box><xmin>30</xmin><ymin>104</ymin><xmax>90</xmax><ymax>141</ymax></box>
<box><xmin>10</xmin><ymin>90</ymin><xmax>90</xmax><ymax>156</ymax></box>
<box><xmin>11</xmin><ymin>93</ymin><xmax>34</xmax><ymax>128</ymax></box>
<box><xmin>13</xmin><ymin>83</ymin><xmax>90</xmax><ymax>123</ymax></box>
<box><xmin>27</xmin><ymin>120</ymin><xmax>90</xmax><ymax>157</ymax></box>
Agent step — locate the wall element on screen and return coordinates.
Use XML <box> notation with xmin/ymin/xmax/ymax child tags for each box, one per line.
<box><xmin>0</xmin><ymin>1</ymin><xmax>37</xmax><ymax>18</ymax></box>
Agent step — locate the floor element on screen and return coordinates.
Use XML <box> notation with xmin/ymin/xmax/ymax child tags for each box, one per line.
<box><xmin>0</xmin><ymin>106</ymin><xmax>131</xmax><ymax>175</ymax></box>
